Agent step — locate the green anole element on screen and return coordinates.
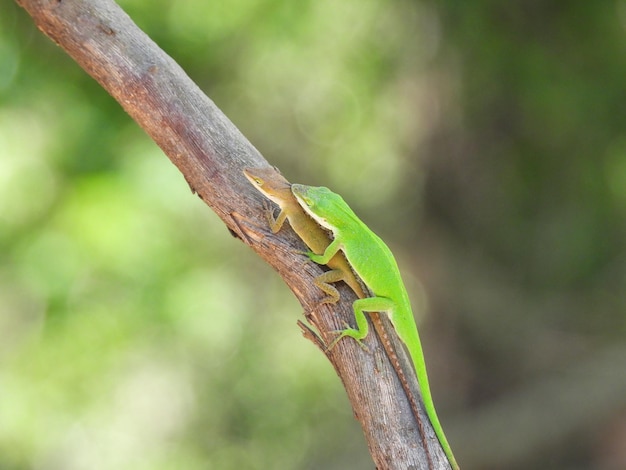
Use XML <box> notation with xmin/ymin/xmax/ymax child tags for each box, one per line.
<box><xmin>244</xmin><ymin>167</ymin><xmax>444</xmax><ymax>467</ymax></box>
<box><xmin>291</xmin><ymin>183</ymin><xmax>460</xmax><ymax>470</ymax></box>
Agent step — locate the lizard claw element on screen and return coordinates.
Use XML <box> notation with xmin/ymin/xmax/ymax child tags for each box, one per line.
<box><xmin>291</xmin><ymin>248</ymin><xmax>315</xmax><ymax>259</ymax></box>
<box><xmin>325</xmin><ymin>323</ymin><xmax>370</xmax><ymax>353</ymax></box>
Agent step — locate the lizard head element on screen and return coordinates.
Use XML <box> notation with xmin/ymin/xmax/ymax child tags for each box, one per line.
<box><xmin>243</xmin><ymin>167</ymin><xmax>291</xmax><ymax>202</ymax></box>
<box><xmin>291</xmin><ymin>184</ymin><xmax>355</xmax><ymax>231</ymax></box>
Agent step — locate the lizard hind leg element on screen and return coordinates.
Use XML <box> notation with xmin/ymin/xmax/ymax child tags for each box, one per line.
<box><xmin>331</xmin><ymin>296</ymin><xmax>396</xmax><ymax>351</ymax></box>
<box><xmin>313</xmin><ymin>269</ymin><xmax>346</xmax><ymax>305</ymax></box>
<box><xmin>325</xmin><ymin>296</ymin><xmax>389</xmax><ymax>352</ymax></box>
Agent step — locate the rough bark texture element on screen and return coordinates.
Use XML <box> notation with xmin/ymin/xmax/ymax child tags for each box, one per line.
<box><xmin>16</xmin><ymin>1</ymin><xmax>452</xmax><ymax>468</ymax></box>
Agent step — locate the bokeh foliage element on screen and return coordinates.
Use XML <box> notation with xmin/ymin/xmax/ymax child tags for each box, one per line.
<box><xmin>2</xmin><ymin>1</ymin><xmax>626</xmax><ymax>469</ymax></box>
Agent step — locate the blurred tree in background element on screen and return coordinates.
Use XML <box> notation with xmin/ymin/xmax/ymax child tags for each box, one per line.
<box><xmin>1</xmin><ymin>1</ymin><xmax>626</xmax><ymax>469</ymax></box>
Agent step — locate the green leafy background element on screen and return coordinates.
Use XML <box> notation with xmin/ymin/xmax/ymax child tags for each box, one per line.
<box><xmin>2</xmin><ymin>1</ymin><xmax>626</xmax><ymax>469</ymax></box>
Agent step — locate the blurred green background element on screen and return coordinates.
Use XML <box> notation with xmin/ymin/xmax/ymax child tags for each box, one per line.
<box><xmin>2</xmin><ymin>1</ymin><xmax>626</xmax><ymax>469</ymax></box>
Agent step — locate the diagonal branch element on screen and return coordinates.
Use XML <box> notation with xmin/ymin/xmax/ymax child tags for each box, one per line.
<box><xmin>16</xmin><ymin>0</ymin><xmax>452</xmax><ymax>468</ymax></box>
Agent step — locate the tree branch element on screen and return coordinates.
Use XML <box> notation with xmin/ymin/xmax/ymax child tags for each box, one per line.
<box><xmin>16</xmin><ymin>0</ymin><xmax>452</xmax><ymax>468</ymax></box>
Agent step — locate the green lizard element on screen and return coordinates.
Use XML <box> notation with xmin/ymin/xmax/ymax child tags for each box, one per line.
<box><xmin>291</xmin><ymin>183</ymin><xmax>460</xmax><ymax>470</ymax></box>
<box><xmin>243</xmin><ymin>167</ymin><xmax>442</xmax><ymax>467</ymax></box>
